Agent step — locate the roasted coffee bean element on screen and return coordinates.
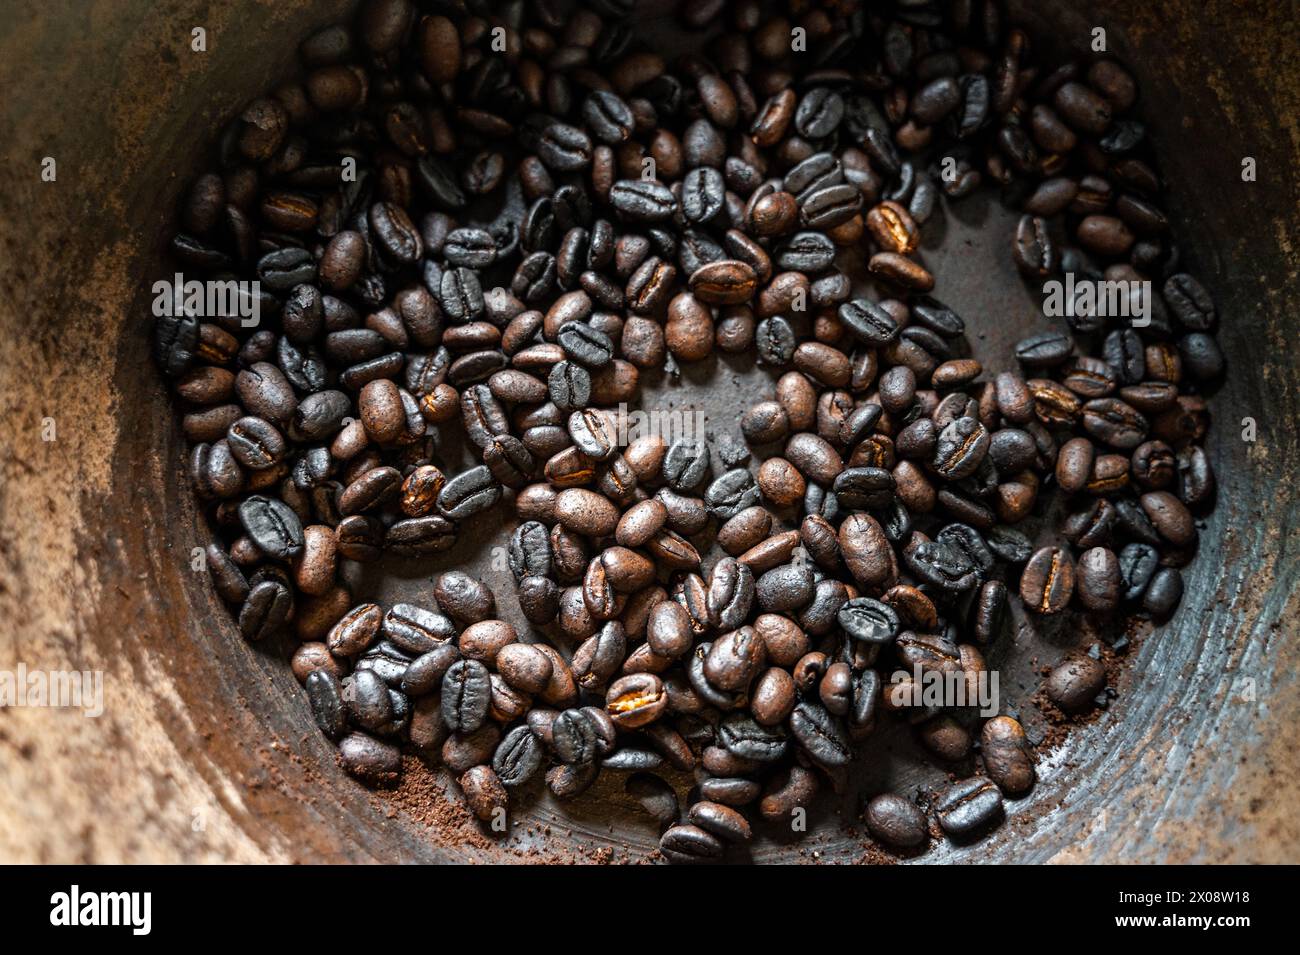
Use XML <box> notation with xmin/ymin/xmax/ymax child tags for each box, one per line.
<box><xmin>966</xmin><ymin>579</ymin><xmax>1007</xmax><ymax>645</ymax></box>
<box><xmin>865</xmin><ymin>793</ymin><xmax>928</xmax><ymax>849</ymax></box>
<box><xmin>688</xmin><ymin>800</ymin><xmax>752</xmax><ymax>843</ymax></box>
<box><xmin>839</xmin><ymin>513</ymin><xmax>896</xmax><ymax>591</ymax></box>
<box><xmin>442</xmin><ymin>659</ymin><xmax>492</xmax><ymax>734</ymax></box>
<box><xmin>705</xmin><ymin>626</ymin><xmax>767</xmax><ymax>692</ymax></box>
<box><xmin>1082</xmin><ymin>398</ymin><xmax>1147</xmax><ymax>450</ymax></box>
<box><xmin>935</xmin><ymin>777</ymin><xmax>1003</xmax><ymax>836</ymax></box>
<box><xmin>907</xmin><ymin>540</ymin><xmax>978</xmax><ymax>593</ymax></box>
<box><xmin>706</xmin><ymin>557</ymin><xmax>756</xmax><ymax>632</ymax></box>
<box><xmin>558</xmin><ymin>322</ymin><xmax>614</xmax><ymax>368</ymax></box>
<box><xmin>346</xmin><ymin>668</ymin><xmax>395</xmax><ymax>732</ymax></box>
<box><xmin>338</xmin><ymin>732</ymin><xmax>401</xmax><ymax>783</ymax></box>
<box><xmin>718</xmin><ymin>713</ymin><xmax>788</xmax><ymax>763</ymax></box>
<box><xmin>239</xmin><ymin>578</ymin><xmax>293</xmax><ymax>641</ymax></box>
<box><xmin>1143</xmin><ymin>566</ymin><xmax>1185</xmax><ymax>618</ymax></box>
<box><xmin>385</xmin><ymin>516</ymin><xmax>455</xmax><ymax>557</ymax></box>
<box><xmin>238</xmin><ymin>495</ymin><xmax>304</xmax><ymax>559</ymax></box>
<box><xmin>706</xmin><ymin>468</ymin><xmax>760</xmax><ymax>519</ymax></box>
<box><xmin>1164</xmin><ymin>273</ymin><xmax>1216</xmax><ymax>331</ymax></box>
<box><xmin>573</xmin><ymin>621</ymin><xmax>627</xmax><ymax>691</ymax></box>
<box><xmin>493</xmin><ymin>725</ymin><xmax>544</xmax><ymax>788</ymax></box>
<box><xmin>689</xmin><ymin>260</ymin><xmax>757</xmax><ymax>305</ymax></box>
<box><xmin>551</xmin><ymin>708</ymin><xmax>601</xmax><ymax>764</ymax></box>
<box><xmin>660</xmin><ymin>823</ymin><xmax>724</xmax><ymax>864</ymax></box>
<box><xmin>610</xmin><ymin>179</ymin><xmax>677</xmax><ymax>222</ymax></box>
<box><xmin>433</xmin><ymin>576</ymin><xmax>494</xmax><ymax>627</ymax></box>
<box><xmin>790</xmin><ymin>700</ymin><xmax>851</xmax><ymax>768</ymax></box>
<box><xmin>838</xmin><ymin>597</ymin><xmax>900</xmax><ymax>644</ymax></box>
<box><xmin>163</xmin><ymin>6</ymin><xmax>1223</xmax><ymax>858</ymax></box>
<box><xmin>756</xmin><ymin>563</ymin><xmax>814</xmax><ymax>613</ymax></box>
<box><xmin>1077</xmin><ymin>546</ymin><xmax>1121</xmax><ymax>613</ymax></box>
<box><xmin>399</xmin><ymin>644</ymin><xmax>459</xmax><ymax>697</ymax></box>
<box><xmin>646</xmin><ymin>601</ymin><xmax>693</xmax><ymax>659</ymax></box>
<box><xmin>981</xmin><ymin>717</ymin><xmax>1035</xmax><ymax>796</ymax></box>
<box><xmin>933</xmin><ymin>417</ymin><xmax>990</xmax><ymax>480</ymax></box>
<box><xmin>437</xmin><ymin>465</ymin><xmax>501</xmax><ymax>520</ymax></box>
<box><xmin>1140</xmin><ymin>490</ymin><xmax>1196</xmax><ymax>546</ymax></box>
<box><xmin>606</xmin><ymin>673</ymin><xmax>668</xmax><ymax>730</ymax></box>
<box><xmin>306</xmin><ymin>669</ymin><xmax>346</xmax><ymax>739</ymax></box>
<box><xmin>1020</xmin><ymin>546</ymin><xmax>1075</xmax><ymax>614</ymax></box>
<box><xmin>1046</xmin><ymin>654</ymin><xmax>1107</xmax><ymax>712</ymax></box>
<box><xmin>548</xmin><ymin>360</ymin><xmax>592</xmax><ymax>411</ymax></box>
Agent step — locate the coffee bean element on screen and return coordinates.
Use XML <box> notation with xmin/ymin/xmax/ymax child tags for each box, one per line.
<box><xmin>606</xmin><ymin>673</ymin><xmax>668</xmax><ymax>730</ymax></box>
<box><xmin>442</xmin><ymin>659</ymin><xmax>492</xmax><ymax>733</ymax></box>
<box><xmin>982</xmin><ymin>716</ymin><xmax>1035</xmax><ymax>796</ymax></box>
<box><xmin>164</xmin><ymin>5</ymin><xmax>1222</xmax><ymax>859</ymax></box>
<box><xmin>935</xmin><ymin>777</ymin><xmax>1003</xmax><ymax>836</ymax></box>
<box><xmin>1046</xmin><ymin>654</ymin><xmax>1106</xmax><ymax>712</ymax></box>
<box><xmin>838</xmin><ymin>597</ymin><xmax>900</xmax><ymax>644</ymax></box>
<box><xmin>238</xmin><ymin>495</ymin><xmax>304</xmax><ymax>560</ymax></box>
<box><xmin>1020</xmin><ymin>546</ymin><xmax>1075</xmax><ymax>614</ymax></box>
<box><xmin>492</xmin><ymin>726</ymin><xmax>544</xmax><ymax>789</ymax></box>
<box><xmin>865</xmin><ymin>793</ymin><xmax>928</xmax><ymax>849</ymax></box>
<box><xmin>610</xmin><ymin>179</ymin><xmax>677</xmax><ymax>222</ymax></box>
<box><xmin>705</xmin><ymin>626</ymin><xmax>767</xmax><ymax>691</ymax></box>
<box><xmin>1143</xmin><ymin>567</ymin><xmax>1184</xmax><ymax>619</ymax></box>
<box><xmin>338</xmin><ymin>732</ymin><xmax>401</xmax><ymax>783</ymax></box>
<box><xmin>1140</xmin><ymin>490</ymin><xmax>1196</xmax><ymax>546</ymax></box>
<box><xmin>718</xmin><ymin>713</ymin><xmax>788</xmax><ymax>763</ymax></box>
<box><xmin>790</xmin><ymin>700</ymin><xmax>851</xmax><ymax>768</ymax></box>
<box><xmin>660</xmin><ymin>824</ymin><xmax>724</xmax><ymax>864</ymax></box>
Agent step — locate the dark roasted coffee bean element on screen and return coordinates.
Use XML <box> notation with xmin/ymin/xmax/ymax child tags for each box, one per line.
<box><xmin>548</xmin><ymin>360</ymin><xmax>592</xmax><ymax>411</ymax></box>
<box><xmin>1164</xmin><ymin>273</ymin><xmax>1216</xmax><ymax>331</ymax></box>
<box><xmin>775</xmin><ymin>231</ymin><xmax>836</xmax><ymax>273</ymax></box>
<box><xmin>935</xmin><ymin>777</ymin><xmax>1003</xmax><ymax>836</ymax></box>
<box><xmin>705</xmin><ymin>468</ymin><xmax>760</xmax><ymax>520</ymax></box>
<box><xmin>908</xmin><ymin>540</ymin><xmax>978</xmax><ymax>593</ymax></box>
<box><xmin>437</xmin><ymin>465</ymin><xmax>501</xmax><ymax>520</ymax></box>
<box><xmin>306</xmin><ymin>669</ymin><xmax>346</xmax><ymax>739</ymax></box>
<box><xmin>338</xmin><ymin>732</ymin><xmax>401</xmax><ymax>783</ymax></box>
<box><xmin>660</xmin><ymin>823</ymin><xmax>723</xmax><ymax>864</ymax></box>
<box><xmin>610</xmin><ymin>179</ymin><xmax>677</xmax><ymax>222</ymax></box>
<box><xmin>1143</xmin><ymin>566</ymin><xmax>1184</xmax><ymax>619</ymax></box>
<box><xmin>551</xmin><ymin>708</ymin><xmax>600</xmax><ymax>765</ymax></box>
<box><xmin>493</xmin><ymin>725</ymin><xmax>544</xmax><ymax>788</ymax></box>
<box><xmin>865</xmin><ymin>792</ymin><xmax>928</xmax><ymax>848</ymax></box>
<box><xmin>239</xmin><ymin>578</ymin><xmax>292</xmax><ymax>641</ymax></box>
<box><xmin>400</xmin><ymin>644</ymin><xmax>459</xmax><ymax>697</ymax></box>
<box><xmin>558</xmin><ymin>322</ymin><xmax>614</xmax><ymax>368</ymax></box>
<box><xmin>1046</xmin><ymin>655</ymin><xmax>1106</xmax><ymax>712</ymax></box>
<box><xmin>688</xmin><ymin>800</ymin><xmax>752</xmax><ymax>843</ymax></box>
<box><xmin>838</xmin><ymin>597</ymin><xmax>900</xmax><ymax>644</ymax></box>
<box><xmin>756</xmin><ymin>563</ymin><xmax>814</xmax><ymax>613</ymax></box>
<box><xmin>705</xmin><ymin>625</ymin><xmax>767</xmax><ymax>692</ymax></box>
<box><xmin>718</xmin><ymin>713</ymin><xmax>788</xmax><ymax>763</ymax></box>
<box><xmin>790</xmin><ymin>700</ymin><xmax>851</xmax><ymax>768</ymax></box>
<box><xmin>1015</xmin><ymin>330</ymin><xmax>1073</xmax><ymax>368</ymax></box>
<box><xmin>238</xmin><ymin>495</ymin><xmax>304</xmax><ymax>559</ymax></box>
<box><xmin>386</xmin><ymin>516</ymin><xmax>455</xmax><ymax>557</ymax></box>
<box><xmin>662</xmin><ymin>438</ymin><xmax>710</xmax><ymax>492</ymax></box>
<box><xmin>441</xmin><ymin>659</ymin><xmax>491</xmax><ymax>734</ymax></box>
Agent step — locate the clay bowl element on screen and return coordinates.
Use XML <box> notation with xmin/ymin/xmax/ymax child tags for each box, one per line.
<box><xmin>0</xmin><ymin>0</ymin><xmax>1296</xmax><ymax>863</ymax></box>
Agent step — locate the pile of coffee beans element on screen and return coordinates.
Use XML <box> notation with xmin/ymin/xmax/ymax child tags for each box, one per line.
<box><xmin>156</xmin><ymin>0</ymin><xmax>1222</xmax><ymax>862</ymax></box>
